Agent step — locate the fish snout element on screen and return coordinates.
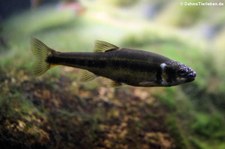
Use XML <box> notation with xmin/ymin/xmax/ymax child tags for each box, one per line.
<box><xmin>188</xmin><ymin>71</ymin><xmax>196</xmax><ymax>78</ymax></box>
<box><xmin>186</xmin><ymin>70</ymin><xmax>196</xmax><ymax>82</ymax></box>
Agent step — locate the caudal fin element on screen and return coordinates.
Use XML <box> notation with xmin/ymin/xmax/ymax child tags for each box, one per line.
<box><xmin>31</xmin><ymin>38</ymin><xmax>54</xmax><ymax>76</ymax></box>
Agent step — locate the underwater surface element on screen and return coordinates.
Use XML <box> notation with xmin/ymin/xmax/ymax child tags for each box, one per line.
<box><xmin>0</xmin><ymin>0</ymin><xmax>225</xmax><ymax>149</ymax></box>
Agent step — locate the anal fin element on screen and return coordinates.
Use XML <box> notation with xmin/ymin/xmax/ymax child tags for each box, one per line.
<box><xmin>79</xmin><ymin>70</ymin><xmax>97</xmax><ymax>82</ymax></box>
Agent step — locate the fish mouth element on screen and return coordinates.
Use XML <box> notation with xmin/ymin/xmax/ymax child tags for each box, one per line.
<box><xmin>185</xmin><ymin>71</ymin><xmax>196</xmax><ymax>82</ymax></box>
<box><xmin>177</xmin><ymin>71</ymin><xmax>196</xmax><ymax>84</ymax></box>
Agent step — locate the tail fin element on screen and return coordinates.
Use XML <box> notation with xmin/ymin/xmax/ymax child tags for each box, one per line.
<box><xmin>31</xmin><ymin>38</ymin><xmax>54</xmax><ymax>76</ymax></box>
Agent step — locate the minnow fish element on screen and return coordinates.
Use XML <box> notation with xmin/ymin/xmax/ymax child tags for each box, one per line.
<box><xmin>31</xmin><ymin>38</ymin><xmax>196</xmax><ymax>87</ymax></box>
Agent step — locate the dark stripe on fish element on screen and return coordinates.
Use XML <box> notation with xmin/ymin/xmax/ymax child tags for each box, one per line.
<box><xmin>47</xmin><ymin>52</ymin><xmax>161</xmax><ymax>73</ymax></box>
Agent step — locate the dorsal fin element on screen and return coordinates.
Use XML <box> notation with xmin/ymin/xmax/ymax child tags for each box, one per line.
<box><xmin>94</xmin><ymin>40</ymin><xmax>119</xmax><ymax>52</ymax></box>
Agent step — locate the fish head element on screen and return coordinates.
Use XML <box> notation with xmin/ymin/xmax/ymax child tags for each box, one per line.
<box><xmin>161</xmin><ymin>61</ymin><xmax>196</xmax><ymax>86</ymax></box>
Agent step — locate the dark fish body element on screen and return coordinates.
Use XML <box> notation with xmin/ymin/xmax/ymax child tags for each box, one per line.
<box><xmin>31</xmin><ymin>39</ymin><xmax>196</xmax><ymax>87</ymax></box>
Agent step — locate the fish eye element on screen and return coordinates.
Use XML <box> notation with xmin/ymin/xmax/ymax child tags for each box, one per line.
<box><xmin>177</xmin><ymin>69</ymin><xmax>188</xmax><ymax>77</ymax></box>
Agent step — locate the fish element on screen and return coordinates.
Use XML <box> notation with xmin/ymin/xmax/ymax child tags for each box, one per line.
<box><xmin>31</xmin><ymin>38</ymin><xmax>196</xmax><ymax>87</ymax></box>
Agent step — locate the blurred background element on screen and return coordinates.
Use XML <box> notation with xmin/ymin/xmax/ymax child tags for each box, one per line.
<box><xmin>0</xmin><ymin>0</ymin><xmax>225</xmax><ymax>149</ymax></box>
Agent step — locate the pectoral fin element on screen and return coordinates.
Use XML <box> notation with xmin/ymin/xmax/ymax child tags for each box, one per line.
<box><xmin>139</xmin><ymin>81</ymin><xmax>157</xmax><ymax>86</ymax></box>
<box><xmin>94</xmin><ymin>40</ymin><xmax>119</xmax><ymax>52</ymax></box>
<box><xmin>79</xmin><ymin>70</ymin><xmax>97</xmax><ymax>82</ymax></box>
<box><xmin>111</xmin><ymin>81</ymin><xmax>122</xmax><ymax>87</ymax></box>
